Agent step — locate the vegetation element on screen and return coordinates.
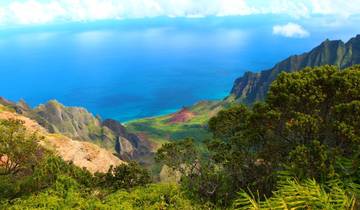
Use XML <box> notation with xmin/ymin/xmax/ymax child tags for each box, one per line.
<box><xmin>235</xmin><ymin>178</ymin><xmax>359</xmax><ymax>209</ymax></box>
<box><xmin>96</xmin><ymin>161</ymin><xmax>151</xmax><ymax>190</ymax></box>
<box><xmin>2</xmin><ymin>182</ymin><xmax>202</xmax><ymax>210</ymax></box>
<box><xmin>1</xmin><ymin>65</ymin><xmax>360</xmax><ymax>209</ymax></box>
<box><xmin>126</xmin><ymin>100</ymin><xmax>228</xmax><ymax>147</ymax></box>
<box><xmin>0</xmin><ymin>119</ymin><xmax>42</xmax><ymax>176</ymax></box>
<box><xmin>156</xmin><ymin>65</ymin><xmax>360</xmax><ymax>208</ymax></box>
<box><xmin>0</xmin><ymin>118</ymin><xmax>201</xmax><ymax>209</ymax></box>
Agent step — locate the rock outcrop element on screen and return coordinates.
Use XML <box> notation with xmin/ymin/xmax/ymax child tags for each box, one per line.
<box><xmin>30</xmin><ymin>100</ymin><xmax>152</xmax><ymax>160</ymax></box>
<box><xmin>102</xmin><ymin>119</ymin><xmax>153</xmax><ymax>161</ymax></box>
<box><xmin>33</xmin><ymin>100</ymin><xmax>105</xmax><ymax>142</ymax></box>
<box><xmin>230</xmin><ymin>34</ymin><xmax>360</xmax><ymax>104</ymax></box>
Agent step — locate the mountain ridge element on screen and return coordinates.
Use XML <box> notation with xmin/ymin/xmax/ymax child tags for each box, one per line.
<box><xmin>230</xmin><ymin>34</ymin><xmax>360</xmax><ymax>104</ymax></box>
<box><xmin>0</xmin><ymin>98</ymin><xmax>153</xmax><ymax>162</ymax></box>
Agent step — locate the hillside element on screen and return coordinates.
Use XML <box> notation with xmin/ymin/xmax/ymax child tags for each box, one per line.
<box><xmin>128</xmin><ymin>35</ymin><xmax>360</xmax><ymax>146</ymax></box>
<box><xmin>0</xmin><ymin>104</ymin><xmax>125</xmax><ymax>173</ymax></box>
<box><xmin>230</xmin><ymin>34</ymin><xmax>360</xmax><ymax>104</ymax></box>
<box><xmin>126</xmin><ymin>100</ymin><xmax>229</xmax><ymax>145</ymax></box>
<box><xmin>0</xmin><ymin>98</ymin><xmax>153</xmax><ymax>163</ymax></box>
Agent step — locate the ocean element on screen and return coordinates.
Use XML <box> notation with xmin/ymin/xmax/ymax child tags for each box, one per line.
<box><xmin>0</xmin><ymin>16</ymin><xmax>357</xmax><ymax>121</ymax></box>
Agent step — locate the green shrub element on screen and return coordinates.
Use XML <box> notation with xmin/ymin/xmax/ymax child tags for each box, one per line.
<box><xmin>234</xmin><ymin>178</ymin><xmax>360</xmax><ymax>210</ymax></box>
<box><xmin>104</xmin><ymin>183</ymin><xmax>204</xmax><ymax>210</ymax></box>
<box><xmin>95</xmin><ymin>161</ymin><xmax>151</xmax><ymax>190</ymax></box>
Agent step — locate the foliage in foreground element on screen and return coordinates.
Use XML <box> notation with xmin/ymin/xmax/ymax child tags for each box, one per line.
<box><xmin>235</xmin><ymin>177</ymin><xmax>360</xmax><ymax>210</ymax></box>
<box><xmin>2</xmin><ymin>65</ymin><xmax>360</xmax><ymax>209</ymax></box>
<box><xmin>0</xmin><ymin>118</ymin><xmax>180</xmax><ymax>209</ymax></box>
<box><xmin>156</xmin><ymin>65</ymin><xmax>360</xmax><ymax>208</ymax></box>
<box><xmin>2</xmin><ymin>180</ymin><xmax>203</xmax><ymax>210</ymax></box>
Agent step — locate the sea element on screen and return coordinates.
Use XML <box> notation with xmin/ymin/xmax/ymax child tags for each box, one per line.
<box><xmin>0</xmin><ymin>16</ymin><xmax>357</xmax><ymax>122</ymax></box>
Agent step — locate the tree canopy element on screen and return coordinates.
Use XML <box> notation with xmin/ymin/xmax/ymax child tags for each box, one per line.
<box><xmin>156</xmin><ymin>65</ymin><xmax>360</xmax><ymax>207</ymax></box>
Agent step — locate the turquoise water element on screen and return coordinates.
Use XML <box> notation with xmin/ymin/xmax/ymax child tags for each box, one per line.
<box><xmin>0</xmin><ymin>16</ymin><xmax>357</xmax><ymax>121</ymax></box>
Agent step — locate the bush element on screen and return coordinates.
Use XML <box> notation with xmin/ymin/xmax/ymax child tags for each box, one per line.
<box><xmin>104</xmin><ymin>183</ymin><xmax>205</xmax><ymax>210</ymax></box>
<box><xmin>156</xmin><ymin>65</ymin><xmax>360</xmax><ymax>207</ymax></box>
<box><xmin>95</xmin><ymin>161</ymin><xmax>151</xmax><ymax>190</ymax></box>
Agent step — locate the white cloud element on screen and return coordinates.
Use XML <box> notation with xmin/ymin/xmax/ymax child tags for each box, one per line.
<box><xmin>217</xmin><ymin>0</ymin><xmax>257</xmax><ymax>16</ymax></box>
<box><xmin>0</xmin><ymin>8</ymin><xmax>5</xmax><ymax>25</ymax></box>
<box><xmin>272</xmin><ymin>22</ymin><xmax>310</xmax><ymax>38</ymax></box>
<box><xmin>9</xmin><ymin>0</ymin><xmax>65</xmax><ymax>25</ymax></box>
<box><xmin>252</xmin><ymin>0</ymin><xmax>311</xmax><ymax>19</ymax></box>
<box><xmin>310</xmin><ymin>0</ymin><xmax>360</xmax><ymax>18</ymax></box>
<box><xmin>0</xmin><ymin>0</ymin><xmax>359</xmax><ymax>26</ymax></box>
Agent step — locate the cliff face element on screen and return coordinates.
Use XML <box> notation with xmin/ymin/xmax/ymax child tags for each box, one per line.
<box><xmin>230</xmin><ymin>34</ymin><xmax>360</xmax><ymax>104</ymax></box>
<box><xmin>33</xmin><ymin>100</ymin><xmax>105</xmax><ymax>142</ymax></box>
<box><xmin>32</xmin><ymin>100</ymin><xmax>152</xmax><ymax>161</ymax></box>
<box><xmin>0</xmin><ymin>98</ymin><xmax>151</xmax><ymax>161</ymax></box>
<box><xmin>102</xmin><ymin>119</ymin><xmax>153</xmax><ymax>161</ymax></box>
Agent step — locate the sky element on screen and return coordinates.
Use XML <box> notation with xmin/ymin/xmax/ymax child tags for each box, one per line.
<box><xmin>0</xmin><ymin>0</ymin><xmax>359</xmax><ymax>38</ymax></box>
<box><xmin>1</xmin><ymin>0</ymin><xmax>360</xmax><ymax>24</ymax></box>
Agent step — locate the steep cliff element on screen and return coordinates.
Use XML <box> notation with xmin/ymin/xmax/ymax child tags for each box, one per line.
<box><xmin>33</xmin><ymin>100</ymin><xmax>108</xmax><ymax>144</ymax></box>
<box><xmin>102</xmin><ymin>119</ymin><xmax>153</xmax><ymax>162</ymax></box>
<box><xmin>32</xmin><ymin>100</ymin><xmax>152</xmax><ymax>161</ymax></box>
<box><xmin>230</xmin><ymin>34</ymin><xmax>360</xmax><ymax>104</ymax></box>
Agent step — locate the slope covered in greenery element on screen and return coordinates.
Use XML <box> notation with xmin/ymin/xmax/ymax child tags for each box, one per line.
<box><xmin>128</xmin><ymin>35</ymin><xmax>360</xmax><ymax>150</ymax></box>
<box><xmin>0</xmin><ymin>117</ymin><xmax>204</xmax><ymax>209</ymax></box>
<box><xmin>1</xmin><ymin>65</ymin><xmax>360</xmax><ymax>209</ymax></box>
<box><xmin>156</xmin><ymin>65</ymin><xmax>360</xmax><ymax>208</ymax></box>
<box><xmin>230</xmin><ymin>34</ymin><xmax>360</xmax><ymax>104</ymax></box>
<box><xmin>126</xmin><ymin>100</ymin><xmax>230</xmax><ymax>147</ymax></box>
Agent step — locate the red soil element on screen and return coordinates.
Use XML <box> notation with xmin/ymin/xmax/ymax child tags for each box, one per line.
<box><xmin>167</xmin><ymin>108</ymin><xmax>195</xmax><ymax>124</ymax></box>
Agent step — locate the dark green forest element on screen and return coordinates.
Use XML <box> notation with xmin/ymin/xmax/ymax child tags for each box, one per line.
<box><xmin>1</xmin><ymin>65</ymin><xmax>360</xmax><ymax>209</ymax></box>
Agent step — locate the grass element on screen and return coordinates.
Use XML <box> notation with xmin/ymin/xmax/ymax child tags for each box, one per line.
<box><xmin>126</xmin><ymin>100</ymin><xmax>232</xmax><ymax>147</ymax></box>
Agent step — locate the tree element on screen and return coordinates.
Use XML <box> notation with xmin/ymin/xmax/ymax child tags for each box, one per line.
<box><xmin>207</xmin><ymin>103</ymin><xmax>276</xmax><ymax>200</ymax></box>
<box><xmin>98</xmin><ymin>162</ymin><xmax>151</xmax><ymax>190</ymax></box>
<box><xmin>26</xmin><ymin>155</ymin><xmax>94</xmax><ymax>192</ymax></box>
<box><xmin>155</xmin><ymin>138</ymin><xmax>199</xmax><ymax>175</ymax></box>
<box><xmin>266</xmin><ymin>65</ymin><xmax>360</xmax><ymax>180</ymax></box>
<box><xmin>156</xmin><ymin>65</ymin><xmax>360</xmax><ymax>207</ymax></box>
<box><xmin>0</xmin><ymin>119</ymin><xmax>42</xmax><ymax>176</ymax></box>
<box><xmin>210</xmin><ymin>65</ymin><xmax>360</xmax><ymax>185</ymax></box>
<box><xmin>156</xmin><ymin>138</ymin><xmax>231</xmax><ymax>205</ymax></box>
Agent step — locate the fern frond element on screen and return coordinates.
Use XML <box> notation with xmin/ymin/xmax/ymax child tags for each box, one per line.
<box><xmin>234</xmin><ymin>178</ymin><xmax>358</xmax><ymax>210</ymax></box>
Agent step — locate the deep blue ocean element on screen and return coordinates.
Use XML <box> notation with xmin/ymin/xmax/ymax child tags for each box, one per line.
<box><xmin>0</xmin><ymin>16</ymin><xmax>357</xmax><ymax>122</ymax></box>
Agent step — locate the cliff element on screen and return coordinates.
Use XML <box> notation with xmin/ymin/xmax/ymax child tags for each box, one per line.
<box><xmin>230</xmin><ymin>34</ymin><xmax>360</xmax><ymax>104</ymax></box>
<box><xmin>32</xmin><ymin>100</ymin><xmax>152</xmax><ymax>161</ymax></box>
<box><xmin>0</xmin><ymin>98</ymin><xmax>152</xmax><ymax>161</ymax></box>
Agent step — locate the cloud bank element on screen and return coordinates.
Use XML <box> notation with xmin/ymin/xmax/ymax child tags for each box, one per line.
<box><xmin>0</xmin><ymin>0</ymin><xmax>359</xmax><ymax>26</ymax></box>
<box><xmin>273</xmin><ymin>22</ymin><xmax>310</xmax><ymax>38</ymax></box>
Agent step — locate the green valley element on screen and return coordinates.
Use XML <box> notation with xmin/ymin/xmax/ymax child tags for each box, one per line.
<box><xmin>126</xmin><ymin>100</ymin><xmax>231</xmax><ymax>146</ymax></box>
